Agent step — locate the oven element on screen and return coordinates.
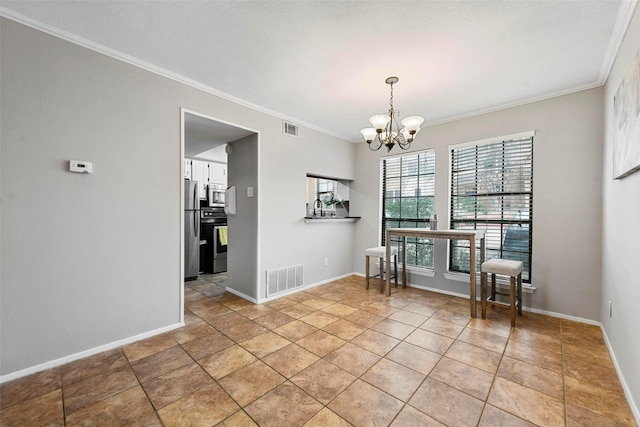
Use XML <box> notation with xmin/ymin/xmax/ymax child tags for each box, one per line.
<box><xmin>200</xmin><ymin>207</ymin><xmax>227</xmax><ymax>274</ymax></box>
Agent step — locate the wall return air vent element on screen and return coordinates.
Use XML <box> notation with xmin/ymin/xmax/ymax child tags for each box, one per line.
<box><xmin>266</xmin><ymin>264</ymin><xmax>303</xmax><ymax>297</ymax></box>
<box><xmin>283</xmin><ymin>121</ymin><xmax>299</xmax><ymax>138</ymax></box>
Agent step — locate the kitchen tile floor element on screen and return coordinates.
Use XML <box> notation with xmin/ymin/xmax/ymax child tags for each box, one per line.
<box><xmin>1</xmin><ymin>274</ymin><xmax>637</xmax><ymax>426</ymax></box>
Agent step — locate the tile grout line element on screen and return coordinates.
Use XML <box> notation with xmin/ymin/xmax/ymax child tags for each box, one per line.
<box><xmin>561</xmin><ymin>321</ymin><xmax>568</xmax><ymax>426</ymax></box>
<box><xmin>59</xmin><ymin>369</ymin><xmax>68</xmax><ymax>427</ymax></box>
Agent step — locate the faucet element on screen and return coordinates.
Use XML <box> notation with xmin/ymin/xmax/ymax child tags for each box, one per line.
<box><xmin>313</xmin><ymin>199</ymin><xmax>323</xmax><ymax>217</ymax></box>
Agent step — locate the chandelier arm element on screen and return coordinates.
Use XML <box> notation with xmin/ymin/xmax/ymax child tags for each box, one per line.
<box><xmin>368</xmin><ymin>135</ymin><xmax>383</xmax><ymax>151</ymax></box>
<box><xmin>397</xmin><ymin>138</ymin><xmax>411</xmax><ymax>150</ymax></box>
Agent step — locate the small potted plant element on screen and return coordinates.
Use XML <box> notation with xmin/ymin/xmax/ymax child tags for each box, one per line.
<box><xmin>323</xmin><ymin>192</ymin><xmax>344</xmax><ymax>217</ymax></box>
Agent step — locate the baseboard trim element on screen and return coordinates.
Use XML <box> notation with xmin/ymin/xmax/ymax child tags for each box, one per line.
<box><xmin>225</xmin><ymin>286</ymin><xmax>258</xmax><ymax>304</ymax></box>
<box><xmin>600</xmin><ymin>326</ymin><xmax>640</xmax><ymax>424</ymax></box>
<box><xmin>0</xmin><ymin>322</ymin><xmax>184</xmax><ymax>384</ymax></box>
<box><xmin>521</xmin><ymin>306</ymin><xmax>600</xmax><ymax>325</ymax></box>
<box><xmin>358</xmin><ymin>275</ymin><xmax>600</xmax><ymax>325</ymax></box>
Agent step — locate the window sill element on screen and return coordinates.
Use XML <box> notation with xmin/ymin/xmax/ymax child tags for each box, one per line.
<box><xmin>444</xmin><ymin>272</ymin><xmax>536</xmax><ymax>294</ymax></box>
<box><xmin>403</xmin><ymin>266</ymin><xmax>436</xmax><ymax>278</ymax></box>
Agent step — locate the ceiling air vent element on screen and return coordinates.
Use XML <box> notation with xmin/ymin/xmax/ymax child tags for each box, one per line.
<box><xmin>283</xmin><ymin>121</ymin><xmax>299</xmax><ymax>138</ymax></box>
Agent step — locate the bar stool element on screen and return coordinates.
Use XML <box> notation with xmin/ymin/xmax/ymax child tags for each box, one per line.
<box><xmin>365</xmin><ymin>246</ymin><xmax>398</xmax><ymax>293</ymax></box>
<box><xmin>481</xmin><ymin>258</ymin><xmax>523</xmax><ymax>327</ymax></box>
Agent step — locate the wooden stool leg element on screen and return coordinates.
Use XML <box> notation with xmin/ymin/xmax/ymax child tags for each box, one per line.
<box><xmin>394</xmin><ymin>254</ymin><xmax>398</xmax><ymax>287</ymax></box>
<box><xmin>379</xmin><ymin>257</ymin><xmax>385</xmax><ymax>293</ymax></box>
<box><xmin>481</xmin><ymin>272</ymin><xmax>487</xmax><ymax>319</ymax></box>
<box><xmin>491</xmin><ymin>273</ymin><xmax>496</xmax><ymax>306</ymax></box>
<box><xmin>517</xmin><ymin>272</ymin><xmax>523</xmax><ymax>315</ymax></box>
<box><xmin>510</xmin><ymin>276</ymin><xmax>516</xmax><ymax>327</ymax></box>
<box><xmin>365</xmin><ymin>255</ymin><xmax>370</xmax><ymax>290</ymax></box>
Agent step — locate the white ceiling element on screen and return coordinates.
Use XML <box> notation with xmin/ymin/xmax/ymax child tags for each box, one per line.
<box><xmin>1</xmin><ymin>1</ymin><xmax>636</xmax><ymax>142</ymax></box>
<box><xmin>184</xmin><ymin>112</ymin><xmax>254</xmax><ymax>160</ymax></box>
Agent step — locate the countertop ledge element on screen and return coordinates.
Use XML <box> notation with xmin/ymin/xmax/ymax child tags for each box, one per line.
<box><xmin>304</xmin><ymin>216</ymin><xmax>360</xmax><ymax>223</ymax></box>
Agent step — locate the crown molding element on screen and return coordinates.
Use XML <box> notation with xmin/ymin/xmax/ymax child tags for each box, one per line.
<box><xmin>416</xmin><ymin>81</ymin><xmax>605</xmax><ymax>134</ymax></box>
<box><xmin>599</xmin><ymin>0</ymin><xmax>639</xmax><ymax>83</ymax></box>
<box><xmin>0</xmin><ymin>8</ymin><xmax>352</xmax><ymax>143</ymax></box>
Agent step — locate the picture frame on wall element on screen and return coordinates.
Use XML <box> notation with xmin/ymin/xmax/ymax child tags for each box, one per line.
<box><xmin>613</xmin><ymin>48</ymin><xmax>640</xmax><ymax>180</ymax></box>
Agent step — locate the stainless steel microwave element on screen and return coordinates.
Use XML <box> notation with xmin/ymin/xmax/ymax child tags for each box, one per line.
<box><xmin>207</xmin><ymin>185</ymin><xmax>226</xmax><ymax>207</ymax></box>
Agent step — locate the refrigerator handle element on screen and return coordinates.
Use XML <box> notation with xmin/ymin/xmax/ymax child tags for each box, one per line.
<box><xmin>192</xmin><ymin>183</ymin><xmax>198</xmax><ymax>210</ymax></box>
<box><xmin>194</xmin><ymin>209</ymin><xmax>198</xmax><ymax>237</ymax></box>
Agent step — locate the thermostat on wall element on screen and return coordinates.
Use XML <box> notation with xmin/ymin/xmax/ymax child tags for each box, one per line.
<box><xmin>69</xmin><ymin>160</ymin><xmax>93</xmax><ymax>174</ymax></box>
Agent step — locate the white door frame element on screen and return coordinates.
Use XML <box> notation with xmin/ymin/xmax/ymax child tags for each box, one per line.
<box><xmin>179</xmin><ymin>108</ymin><xmax>261</xmax><ymax>322</ymax></box>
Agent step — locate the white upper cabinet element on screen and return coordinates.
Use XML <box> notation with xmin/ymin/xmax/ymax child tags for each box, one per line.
<box><xmin>209</xmin><ymin>163</ymin><xmax>227</xmax><ymax>186</ymax></box>
<box><xmin>191</xmin><ymin>160</ymin><xmax>208</xmax><ymax>199</ymax></box>
<box><xmin>187</xmin><ymin>159</ymin><xmax>227</xmax><ymax>198</ymax></box>
<box><xmin>183</xmin><ymin>159</ymin><xmax>192</xmax><ymax>179</ymax></box>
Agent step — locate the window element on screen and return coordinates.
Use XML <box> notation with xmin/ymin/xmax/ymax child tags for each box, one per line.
<box><xmin>449</xmin><ymin>133</ymin><xmax>533</xmax><ymax>282</ymax></box>
<box><xmin>316</xmin><ymin>178</ymin><xmax>336</xmax><ymax>199</ymax></box>
<box><xmin>381</xmin><ymin>150</ymin><xmax>435</xmax><ymax>269</ymax></box>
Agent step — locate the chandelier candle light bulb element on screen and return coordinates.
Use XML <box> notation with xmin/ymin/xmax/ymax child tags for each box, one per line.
<box><xmin>360</xmin><ymin>76</ymin><xmax>424</xmax><ymax>152</ymax></box>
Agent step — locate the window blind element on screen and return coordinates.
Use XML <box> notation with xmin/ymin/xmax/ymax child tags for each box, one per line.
<box><xmin>381</xmin><ymin>150</ymin><xmax>436</xmax><ymax>269</ymax></box>
<box><xmin>449</xmin><ymin>135</ymin><xmax>533</xmax><ymax>282</ymax></box>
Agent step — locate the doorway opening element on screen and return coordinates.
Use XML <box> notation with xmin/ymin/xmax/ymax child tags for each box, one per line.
<box><xmin>180</xmin><ymin>108</ymin><xmax>258</xmax><ymax>321</ymax></box>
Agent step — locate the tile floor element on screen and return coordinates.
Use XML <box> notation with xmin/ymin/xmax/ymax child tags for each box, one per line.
<box><xmin>1</xmin><ymin>274</ymin><xmax>637</xmax><ymax>426</ymax></box>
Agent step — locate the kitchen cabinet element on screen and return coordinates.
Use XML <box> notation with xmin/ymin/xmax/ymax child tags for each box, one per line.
<box><xmin>183</xmin><ymin>159</ymin><xmax>192</xmax><ymax>179</ymax></box>
<box><xmin>209</xmin><ymin>163</ymin><xmax>227</xmax><ymax>186</ymax></box>
<box><xmin>187</xmin><ymin>159</ymin><xmax>228</xmax><ymax>198</ymax></box>
<box><xmin>191</xmin><ymin>160</ymin><xmax>208</xmax><ymax>199</ymax></box>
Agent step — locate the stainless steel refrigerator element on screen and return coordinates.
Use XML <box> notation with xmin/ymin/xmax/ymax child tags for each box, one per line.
<box><xmin>184</xmin><ymin>179</ymin><xmax>200</xmax><ymax>281</ymax></box>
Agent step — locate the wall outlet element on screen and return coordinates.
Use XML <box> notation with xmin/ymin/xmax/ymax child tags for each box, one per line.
<box><xmin>323</xmin><ymin>258</ymin><xmax>329</xmax><ymax>266</ymax></box>
<box><xmin>609</xmin><ymin>300</ymin><xmax>613</xmax><ymax>317</ymax></box>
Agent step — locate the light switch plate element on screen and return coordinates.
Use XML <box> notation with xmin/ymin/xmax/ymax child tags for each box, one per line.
<box><xmin>247</xmin><ymin>186</ymin><xmax>254</xmax><ymax>197</ymax></box>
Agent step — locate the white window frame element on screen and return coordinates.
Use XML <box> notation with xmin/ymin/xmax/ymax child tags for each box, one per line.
<box><xmin>379</xmin><ymin>148</ymin><xmax>436</xmax><ymax>273</ymax></box>
<box><xmin>446</xmin><ymin>131</ymin><xmax>536</xmax><ymax>292</ymax></box>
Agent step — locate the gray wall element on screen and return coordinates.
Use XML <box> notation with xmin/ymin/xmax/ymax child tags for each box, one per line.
<box><xmin>0</xmin><ymin>18</ymin><xmax>355</xmax><ymax>377</ymax></box>
<box><xmin>602</xmin><ymin>6</ymin><xmax>640</xmax><ymax>418</ymax></box>
<box><xmin>1</xmin><ymin>18</ymin><xmax>182</xmax><ymax>375</ymax></box>
<box><xmin>352</xmin><ymin>87</ymin><xmax>605</xmax><ymax>321</ymax></box>
<box><xmin>257</xmin><ymin>117</ymin><xmax>356</xmax><ymax>301</ymax></box>
<box><xmin>227</xmin><ymin>134</ymin><xmax>259</xmax><ymax>300</ymax></box>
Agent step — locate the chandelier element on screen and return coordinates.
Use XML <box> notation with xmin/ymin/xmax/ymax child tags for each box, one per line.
<box><xmin>360</xmin><ymin>76</ymin><xmax>424</xmax><ymax>152</ymax></box>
